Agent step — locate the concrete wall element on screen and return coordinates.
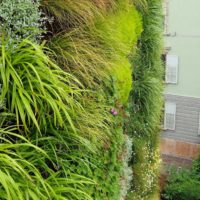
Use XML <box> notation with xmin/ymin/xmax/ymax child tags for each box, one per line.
<box><xmin>163</xmin><ymin>94</ymin><xmax>200</xmax><ymax>143</ymax></box>
<box><xmin>162</xmin><ymin>0</ymin><xmax>200</xmax><ymax>160</ymax></box>
<box><xmin>161</xmin><ymin>138</ymin><xmax>200</xmax><ymax>160</ymax></box>
<box><xmin>164</xmin><ymin>0</ymin><xmax>200</xmax><ymax>98</ymax></box>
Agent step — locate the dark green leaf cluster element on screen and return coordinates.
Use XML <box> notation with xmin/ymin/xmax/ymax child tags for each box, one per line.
<box><xmin>162</xmin><ymin>158</ymin><xmax>200</xmax><ymax>200</ymax></box>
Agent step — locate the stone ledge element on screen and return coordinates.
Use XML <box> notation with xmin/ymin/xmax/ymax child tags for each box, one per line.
<box><xmin>162</xmin><ymin>154</ymin><xmax>192</xmax><ymax>168</ymax></box>
<box><xmin>160</xmin><ymin>138</ymin><xmax>200</xmax><ymax>159</ymax></box>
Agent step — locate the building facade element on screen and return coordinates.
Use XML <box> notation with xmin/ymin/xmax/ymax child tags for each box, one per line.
<box><xmin>162</xmin><ymin>0</ymin><xmax>200</xmax><ymax>160</ymax></box>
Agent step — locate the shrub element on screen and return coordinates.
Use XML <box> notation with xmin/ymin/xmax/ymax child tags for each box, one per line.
<box><xmin>192</xmin><ymin>155</ymin><xmax>200</xmax><ymax>180</ymax></box>
<box><xmin>162</xmin><ymin>162</ymin><xmax>200</xmax><ymax>200</ymax></box>
<box><xmin>0</xmin><ymin>0</ymin><xmax>44</xmax><ymax>47</ymax></box>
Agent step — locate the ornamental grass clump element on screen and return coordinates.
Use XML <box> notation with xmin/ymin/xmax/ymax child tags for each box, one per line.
<box><xmin>126</xmin><ymin>0</ymin><xmax>163</xmax><ymax>199</ymax></box>
<box><xmin>0</xmin><ymin>38</ymin><xmax>82</xmax><ymax>132</ymax></box>
<box><xmin>0</xmin><ymin>37</ymin><xmax>109</xmax><ymax>147</ymax></box>
<box><xmin>128</xmin><ymin>0</ymin><xmax>163</xmax><ymax>138</ymax></box>
<box><xmin>0</xmin><ymin>126</ymin><xmax>95</xmax><ymax>200</ymax></box>
<box><xmin>43</xmin><ymin>0</ymin><xmax>142</xmax><ymax>32</ymax></box>
<box><xmin>94</xmin><ymin>2</ymin><xmax>142</xmax><ymax>57</ymax></box>
<box><xmin>0</xmin><ymin>87</ymin><xmax>96</xmax><ymax>200</ymax></box>
<box><xmin>132</xmin><ymin>0</ymin><xmax>148</xmax><ymax>13</ymax></box>
<box><xmin>48</xmin><ymin>29</ymin><xmax>112</xmax><ymax>87</ymax></box>
<box><xmin>91</xmin><ymin>1</ymin><xmax>142</xmax><ymax>105</ymax></box>
<box><xmin>48</xmin><ymin>1</ymin><xmax>142</xmax><ymax>99</ymax></box>
<box><xmin>41</xmin><ymin>0</ymin><xmax>115</xmax><ymax>32</ymax></box>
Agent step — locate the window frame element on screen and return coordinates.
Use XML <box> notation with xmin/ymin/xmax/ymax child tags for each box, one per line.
<box><xmin>164</xmin><ymin>101</ymin><xmax>176</xmax><ymax>131</ymax></box>
<box><xmin>165</xmin><ymin>54</ymin><xmax>179</xmax><ymax>84</ymax></box>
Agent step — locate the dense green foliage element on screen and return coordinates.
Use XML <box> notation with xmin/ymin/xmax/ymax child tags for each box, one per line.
<box><xmin>0</xmin><ymin>0</ymin><xmax>163</xmax><ymax>199</ymax></box>
<box><xmin>0</xmin><ymin>127</ymin><xmax>94</xmax><ymax>199</ymax></box>
<box><xmin>0</xmin><ymin>0</ymin><xmax>144</xmax><ymax>199</ymax></box>
<box><xmin>46</xmin><ymin>2</ymin><xmax>142</xmax><ymax>199</ymax></box>
<box><xmin>0</xmin><ymin>0</ymin><xmax>43</xmax><ymax>47</ymax></box>
<box><xmin>0</xmin><ymin>39</ymin><xmax>83</xmax><ymax>132</ymax></box>
<box><xmin>126</xmin><ymin>0</ymin><xmax>163</xmax><ymax>199</ymax></box>
<box><xmin>162</xmin><ymin>156</ymin><xmax>200</xmax><ymax>200</ymax></box>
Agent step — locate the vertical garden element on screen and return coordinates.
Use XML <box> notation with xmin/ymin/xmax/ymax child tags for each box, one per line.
<box><xmin>0</xmin><ymin>0</ymin><xmax>163</xmax><ymax>199</ymax></box>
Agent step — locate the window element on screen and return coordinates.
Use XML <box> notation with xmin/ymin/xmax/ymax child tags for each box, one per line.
<box><xmin>164</xmin><ymin>102</ymin><xmax>176</xmax><ymax>130</ymax></box>
<box><xmin>165</xmin><ymin>55</ymin><xmax>179</xmax><ymax>84</ymax></box>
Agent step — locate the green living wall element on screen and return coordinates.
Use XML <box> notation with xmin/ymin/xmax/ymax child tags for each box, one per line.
<box><xmin>0</xmin><ymin>0</ymin><xmax>163</xmax><ymax>199</ymax></box>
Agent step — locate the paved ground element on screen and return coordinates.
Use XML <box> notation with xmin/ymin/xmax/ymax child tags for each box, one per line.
<box><xmin>161</xmin><ymin>153</ymin><xmax>193</xmax><ymax>168</ymax></box>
